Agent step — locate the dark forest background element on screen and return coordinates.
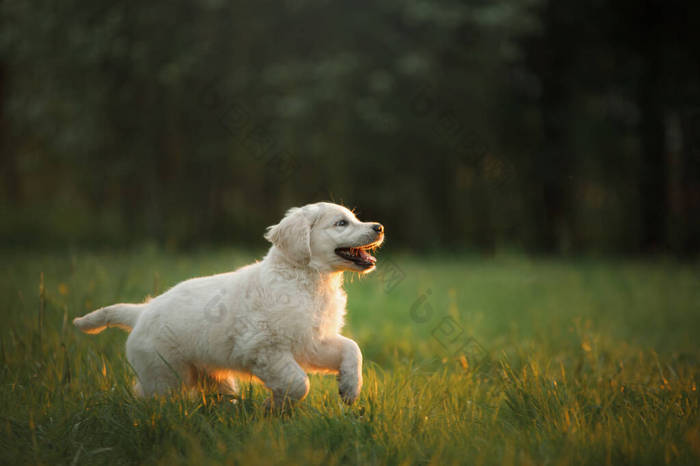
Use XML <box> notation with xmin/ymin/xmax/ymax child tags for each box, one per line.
<box><xmin>1</xmin><ymin>0</ymin><xmax>699</xmax><ymax>254</ymax></box>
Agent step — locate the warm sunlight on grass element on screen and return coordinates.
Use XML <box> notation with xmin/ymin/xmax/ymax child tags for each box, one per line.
<box><xmin>1</xmin><ymin>249</ymin><xmax>698</xmax><ymax>465</ymax></box>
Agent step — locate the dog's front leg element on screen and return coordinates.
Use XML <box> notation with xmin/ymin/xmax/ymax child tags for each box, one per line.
<box><xmin>309</xmin><ymin>336</ymin><xmax>363</xmax><ymax>404</ymax></box>
<box><xmin>252</xmin><ymin>352</ymin><xmax>310</xmax><ymax>410</ymax></box>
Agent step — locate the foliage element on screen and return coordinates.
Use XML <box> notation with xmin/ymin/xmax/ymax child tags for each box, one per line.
<box><xmin>1</xmin><ymin>0</ymin><xmax>699</xmax><ymax>253</ymax></box>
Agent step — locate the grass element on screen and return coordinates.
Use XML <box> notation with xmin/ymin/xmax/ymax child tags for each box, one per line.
<box><xmin>1</xmin><ymin>247</ymin><xmax>699</xmax><ymax>465</ymax></box>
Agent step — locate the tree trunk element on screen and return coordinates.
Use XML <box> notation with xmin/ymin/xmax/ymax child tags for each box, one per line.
<box><xmin>0</xmin><ymin>63</ymin><xmax>20</xmax><ymax>202</ymax></box>
<box><xmin>531</xmin><ymin>0</ymin><xmax>572</xmax><ymax>253</ymax></box>
<box><xmin>636</xmin><ymin>31</ymin><xmax>667</xmax><ymax>252</ymax></box>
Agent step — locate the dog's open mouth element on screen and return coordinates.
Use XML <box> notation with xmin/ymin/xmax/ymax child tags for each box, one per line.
<box><xmin>335</xmin><ymin>240</ymin><xmax>382</xmax><ymax>269</ymax></box>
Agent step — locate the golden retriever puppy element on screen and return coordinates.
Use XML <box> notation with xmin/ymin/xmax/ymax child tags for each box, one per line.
<box><xmin>74</xmin><ymin>202</ymin><xmax>384</xmax><ymax>407</ymax></box>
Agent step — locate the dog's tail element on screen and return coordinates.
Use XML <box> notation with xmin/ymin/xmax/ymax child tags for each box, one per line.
<box><xmin>73</xmin><ymin>303</ymin><xmax>145</xmax><ymax>334</ymax></box>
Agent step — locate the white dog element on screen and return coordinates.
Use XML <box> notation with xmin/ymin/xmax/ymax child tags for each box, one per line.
<box><xmin>74</xmin><ymin>202</ymin><xmax>384</xmax><ymax>407</ymax></box>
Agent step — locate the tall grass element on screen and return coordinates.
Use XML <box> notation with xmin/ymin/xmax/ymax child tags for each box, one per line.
<box><xmin>1</xmin><ymin>248</ymin><xmax>698</xmax><ymax>464</ymax></box>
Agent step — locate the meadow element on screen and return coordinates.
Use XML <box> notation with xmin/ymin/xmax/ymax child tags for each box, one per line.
<box><xmin>1</xmin><ymin>247</ymin><xmax>698</xmax><ymax>465</ymax></box>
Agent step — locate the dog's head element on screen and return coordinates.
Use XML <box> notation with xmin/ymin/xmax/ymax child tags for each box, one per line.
<box><xmin>264</xmin><ymin>202</ymin><xmax>384</xmax><ymax>273</ymax></box>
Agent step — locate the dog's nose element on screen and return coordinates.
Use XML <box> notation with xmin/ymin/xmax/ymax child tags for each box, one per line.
<box><xmin>372</xmin><ymin>223</ymin><xmax>384</xmax><ymax>234</ymax></box>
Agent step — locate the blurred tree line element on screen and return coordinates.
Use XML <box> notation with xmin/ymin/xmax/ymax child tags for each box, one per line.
<box><xmin>1</xmin><ymin>0</ymin><xmax>699</xmax><ymax>254</ymax></box>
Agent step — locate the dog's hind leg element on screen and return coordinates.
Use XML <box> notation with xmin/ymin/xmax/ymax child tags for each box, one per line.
<box><xmin>210</xmin><ymin>374</ymin><xmax>239</xmax><ymax>395</ymax></box>
<box><xmin>197</xmin><ymin>370</ymin><xmax>239</xmax><ymax>396</ymax></box>
<box><xmin>127</xmin><ymin>343</ymin><xmax>193</xmax><ymax>397</ymax></box>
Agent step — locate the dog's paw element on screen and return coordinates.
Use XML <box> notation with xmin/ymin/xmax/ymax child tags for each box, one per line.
<box><xmin>337</xmin><ymin>375</ymin><xmax>361</xmax><ymax>405</ymax></box>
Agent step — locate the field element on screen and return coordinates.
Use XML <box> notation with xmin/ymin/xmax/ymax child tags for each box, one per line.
<box><xmin>1</xmin><ymin>248</ymin><xmax>699</xmax><ymax>465</ymax></box>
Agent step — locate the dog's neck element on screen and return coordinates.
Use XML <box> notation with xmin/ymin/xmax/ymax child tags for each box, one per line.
<box><xmin>264</xmin><ymin>246</ymin><xmax>344</xmax><ymax>292</ymax></box>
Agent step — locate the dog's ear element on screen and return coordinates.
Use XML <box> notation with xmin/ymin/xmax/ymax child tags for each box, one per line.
<box><xmin>265</xmin><ymin>207</ymin><xmax>314</xmax><ymax>264</ymax></box>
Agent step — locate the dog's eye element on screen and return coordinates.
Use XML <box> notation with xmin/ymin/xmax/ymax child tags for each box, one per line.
<box><xmin>335</xmin><ymin>219</ymin><xmax>348</xmax><ymax>227</ymax></box>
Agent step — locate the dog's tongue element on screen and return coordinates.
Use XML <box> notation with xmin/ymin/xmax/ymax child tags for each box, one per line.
<box><xmin>354</xmin><ymin>248</ymin><xmax>376</xmax><ymax>263</ymax></box>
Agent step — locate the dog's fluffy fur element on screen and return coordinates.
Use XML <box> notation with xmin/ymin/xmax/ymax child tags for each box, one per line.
<box><xmin>74</xmin><ymin>202</ymin><xmax>383</xmax><ymax>407</ymax></box>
